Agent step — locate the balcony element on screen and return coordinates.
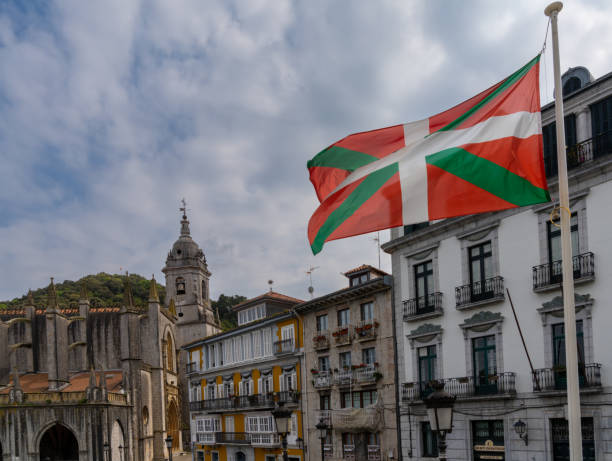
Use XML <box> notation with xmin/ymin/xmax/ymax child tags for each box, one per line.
<box><xmin>532</xmin><ymin>252</ymin><xmax>595</xmax><ymax>291</ymax></box>
<box><xmin>274</xmin><ymin>338</ymin><xmax>295</xmax><ymax>355</ymax></box>
<box><xmin>354</xmin><ymin>365</ymin><xmax>381</xmax><ymax>384</ymax></box>
<box><xmin>313</xmin><ymin>331</ymin><xmax>330</xmax><ymax>350</ymax></box>
<box><xmin>250</xmin><ymin>433</ymin><xmax>280</xmax><ymax>447</ymax></box>
<box><xmin>323</xmin><ymin>443</ymin><xmax>333</xmax><ymax>458</ymax></box>
<box><xmin>334</xmin><ymin>368</ymin><xmax>354</xmax><ymax>386</ymax></box>
<box><xmin>186</xmin><ymin>362</ymin><xmax>199</xmax><ymax>374</ymax></box>
<box><xmin>545</xmin><ymin>130</ymin><xmax>612</xmax><ymax>177</ymax></box>
<box><xmin>276</xmin><ymin>390</ymin><xmax>300</xmax><ymax>405</ymax></box>
<box><xmin>355</xmin><ymin>319</ymin><xmax>379</xmax><ymax>342</ymax></box>
<box><xmin>368</xmin><ymin>445</ymin><xmax>382</xmax><ymax>461</ymax></box>
<box><xmin>332</xmin><ymin>407</ymin><xmax>380</xmax><ymax>431</ymax></box>
<box><xmin>312</xmin><ymin>370</ymin><xmax>333</xmax><ymax>389</ymax></box>
<box><xmin>189</xmin><ymin>393</ymin><xmax>278</xmax><ymax>412</ymax></box>
<box><xmin>455</xmin><ymin>276</ymin><xmax>504</xmax><ymax>309</ymax></box>
<box><xmin>195</xmin><ymin>432</ymin><xmax>216</xmax><ymax>444</ymax></box>
<box><xmin>532</xmin><ymin>363</ymin><xmax>601</xmax><ymax>392</ymax></box>
<box><xmin>332</xmin><ymin>326</ymin><xmax>352</xmax><ymax>345</ymax></box>
<box><xmin>316</xmin><ymin>409</ymin><xmax>332</xmax><ymax>427</ymax></box>
<box><xmin>214</xmin><ymin>432</ymin><xmax>251</xmax><ymax>445</ymax></box>
<box><xmin>402</xmin><ymin>373</ymin><xmax>516</xmax><ymax>403</ymax></box>
<box><xmin>403</xmin><ymin>292</ymin><xmax>443</xmax><ymax>321</ymax></box>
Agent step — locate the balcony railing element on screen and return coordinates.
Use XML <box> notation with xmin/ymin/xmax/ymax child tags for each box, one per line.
<box><xmin>355</xmin><ymin>365</ymin><xmax>380</xmax><ymax>384</ymax></box>
<box><xmin>250</xmin><ymin>433</ymin><xmax>280</xmax><ymax>447</ymax></box>
<box><xmin>313</xmin><ymin>370</ymin><xmax>333</xmax><ymax>388</ymax></box>
<box><xmin>316</xmin><ymin>409</ymin><xmax>332</xmax><ymax>426</ymax></box>
<box><xmin>323</xmin><ymin>443</ymin><xmax>333</xmax><ymax>458</ymax></box>
<box><xmin>195</xmin><ymin>432</ymin><xmax>216</xmax><ymax>443</ymax></box>
<box><xmin>545</xmin><ymin>130</ymin><xmax>612</xmax><ymax>177</ymax></box>
<box><xmin>368</xmin><ymin>445</ymin><xmax>382</xmax><ymax>461</ymax></box>
<box><xmin>277</xmin><ymin>390</ymin><xmax>299</xmax><ymax>405</ymax></box>
<box><xmin>355</xmin><ymin>319</ymin><xmax>379</xmax><ymax>341</ymax></box>
<box><xmin>189</xmin><ymin>393</ymin><xmax>278</xmax><ymax>412</ymax></box>
<box><xmin>532</xmin><ymin>252</ymin><xmax>595</xmax><ymax>290</ymax></box>
<box><xmin>313</xmin><ymin>331</ymin><xmax>330</xmax><ymax>350</ymax></box>
<box><xmin>186</xmin><ymin>362</ymin><xmax>198</xmax><ymax>374</ymax></box>
<box><xmin>455</xmin><ymin>276</ymin><xmax>504</xmax><ymax>308</ymax></box>
<box><xmin>332</xmin><ymin>326</ymin><xmax>352</xmax><ymax>345</ymax></box>
<box><xmin>343</xmin><ymin>444</ymin><xmax>355</xmax><ymax>460</ymax></box>
<box><xmin>214</xmin><ymin>432</ymin><xmax>251</xmax><ymax>444</ymax></box>
<box><xmin>532</xmin><ymin>363</ymin><xmax>601</xmax><ymax>392</ymax></box>
<box><xmin>402</xmin><ymin>373</ymin><xmax>516</xmax><ymax>402</ymax></box>
<box><xmin>334</xmin><ymin>369</ymin><xmax>354</xmax><ymax>386</ymax></box>
<box><xmin>403</xmin><ymin>292</ymin><xmax>443</xmax><ymax>320</ymax></box>
<box><xmin>274</xmin><ymin>338</ymin><xmax>295</xmax><ymax>355</ymax></box>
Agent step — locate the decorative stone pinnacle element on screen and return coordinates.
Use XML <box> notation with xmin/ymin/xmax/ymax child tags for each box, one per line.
<box><xmin>123</xmin><ymin>273</ymin><xmax>135</xmax><ymax>308</ymax></box>
<box><xmin>149</xmin><ymin>275</ymin><xmax>160</xmax><ymax>303</ymax></box>
<box><xmin>25</xmin><ymin>290</ymin><xmax>35</xmax><ymax>307</ymax></box>
<box><xmin>47</xmin><ymin>277</ymin><xmax>59</xmax><ymax>311</ymax></box>
<box><xmin>79</xmin><ymin>281</ymin><xmax>88</xmax><ymax>300</ymax></box>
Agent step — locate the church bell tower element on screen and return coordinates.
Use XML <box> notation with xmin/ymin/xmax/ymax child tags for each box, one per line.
<box><xmin>162</xmin><ymin>201</ymin><xmax>220</xmax><ymax>346</ymax></box>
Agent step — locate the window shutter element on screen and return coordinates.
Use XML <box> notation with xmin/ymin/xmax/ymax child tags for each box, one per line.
<box><xmin>257</xmin><ymin>377</ymin><xmax>262</xmax><ymax>394</ymax></box>
<box><xmin>280</xmin><ymin>374</ymin><xmax>286</xmax><ymax>392</ymax></box>
<box><xmin>239</xmin><ymin>381</ymin><xmax>243</xmax><ymax>396</ymax></box>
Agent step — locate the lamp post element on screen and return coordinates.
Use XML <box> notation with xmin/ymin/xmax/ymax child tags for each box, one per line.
<box><xmin>103</xmin><ymin>442</ymin><xmax>111</xmax><ymax>461</ymax></box>
<box><xmin>315</xmin><ymin>417</ymin><xmax>329</xmax><ymax>461</ymax></box>
<box><xmin>424</xmin><ymin>381</ymin><xmax>456</xmax><ymax>461</ymax></box>
<box><xmin>272</xmin><ymin>403</ymin><xmax>292</xmax><ymax>461</ymax></box>
<box><xmin>165</xmin><ymin>435</ymin><xmax>174</xmax><ymax>461</ymax></box>
<box><xmin>514</xmin><ymin>420</ymin><xmax>528</xmax><ymax>446</ymax></box>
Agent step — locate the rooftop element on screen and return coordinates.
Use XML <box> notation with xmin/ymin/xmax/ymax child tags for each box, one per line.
<box><xmin>0</xmin><ymin>370</ymin><xmax>124</xmax><ymax>394</ymax></box>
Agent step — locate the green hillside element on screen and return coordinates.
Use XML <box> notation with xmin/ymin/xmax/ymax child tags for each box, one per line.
<box><xmin>0</xmin><ymin>273</ymin><xmax>242</xmax><ymax>331</ymax></box>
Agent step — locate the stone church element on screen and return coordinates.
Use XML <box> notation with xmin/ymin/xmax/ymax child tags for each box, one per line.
<box><xmin>0</xmin><ymin>209</ymin><xmax>220</xmax><ymax>461</ymax></box>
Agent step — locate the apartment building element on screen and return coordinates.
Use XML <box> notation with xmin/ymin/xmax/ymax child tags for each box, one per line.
<box><xmin>184</xmin><ymin>291</ymin><xmax>305</xmax><ymax>461</ymax></box>
<box><xmin>296</xmin><ymin>265</ymin><xmax>398</xmax><ymax>461</ymax></box>
<box><xmin>383</xmin><ymin>65</ymin><xmax>612</xmax><ymax>461</ymax></box>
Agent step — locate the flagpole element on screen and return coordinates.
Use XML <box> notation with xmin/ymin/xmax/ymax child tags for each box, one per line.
<box><xmin>544</xmin><ymin>3</ymin><xmax>583</xmax><ymax>461</ymax></box>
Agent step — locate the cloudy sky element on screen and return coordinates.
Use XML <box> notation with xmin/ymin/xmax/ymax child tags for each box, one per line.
<box><xmin>1</xmin><ymin>0</ymin><xmax>612</xmax><ymax>303</ymax></box>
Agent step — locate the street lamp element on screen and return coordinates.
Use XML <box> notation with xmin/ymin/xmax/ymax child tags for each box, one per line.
<box><xmin>165</xmin><ymin>435</ymin><xmax>174</xmax><ymax>461</ymax></box>
<box><xmin>315</xmin><ymin>417</ymin><xmax>329</xmax><ymax>461</ymax></box>
<box><xmin>272</xmin><ymin>403</ymin><xmax>292</xmax><ymax>461</ymax></box>
<box><xmin>103</xmin><ymin>442</ymin><xmax>111</xmax><ymax>461</ymax></box>
<box><xmin>425</xmin><ymin>381</ymin><xmax>456</xmax><ymax>461</ymax></box>
<box><xmin>514</xmin><ymin>420</ymin><xmax>528</xmax><ymax>446</ymax></box>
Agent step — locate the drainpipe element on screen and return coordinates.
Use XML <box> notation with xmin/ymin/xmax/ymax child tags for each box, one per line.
<box><xmin>291</xmin><ymin>307</ymin><xmax>307</xmax><ymax>459</ymax></box>
<box><xmin>386</xmin><ymin>274</ymin><xmax>404</xmax><ymax>461</ymax></box>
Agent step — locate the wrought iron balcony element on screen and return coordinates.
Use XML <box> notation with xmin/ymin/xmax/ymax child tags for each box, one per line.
<box><xmin>214</xmin><ymin>432</ymin><xmax>251</xmax><ymax>445</ymax></box>
<box><xmin>544</xmin><ymin>130</ymin><xmax>612</xmax><ymax>177</ymax></box>
<box><xmin>532</xmin><ymin>363</ymin><xmax>601</xmax><ymax>392</ymax></box>
<box><xmin>403</xmin><ymin>292</ymin><xmax>443</xmax><ymax>320</ymax></box>
<box><xmin>355</xmin><ymin>319</ymin><xmax>379</xmax><ymax>341</ymax></box>
<box><xmin>455</xmin><ymin>276</ymin><xmax>504</xmax><ymax>308</ymax></box>
<box><xmin>367</xmin><ymin>445</ymin><xmax>382</xmax><ymax>461</ymax></box>
<box><xmin>316</xmin><ymin>409</ymin><xmax>332</xmax><ymax>427</ymax></box>
<box><xmin>323</xmin><ymin>443</ymin><xmax>333</xmax><ymax>458</ymax></box>
<box><xmin>332</xmin><ymin>326</ymin><xmax>352</xmax><ymax>345</ymax></box>
<box><xmin>276</xmin><ymin>390</ymin><xmax>300</xmax><ymax>405</ymax></box>
<box><xmin>313</xmin><ymin>331</ymin><xmax>330</xmax><ymax>350</ymax></box>
<box><xmin>532</xmin><ymin>252</ymin><xmax>595</xmax><ymax>291</ymax></box>
<box><xmin>250</xmin><ymin>433</ymin><xmax>280</xmax><ymax>447</ymax></box>
<box><xmin>274</xmin><ymin>338</ymin><xmax>295</xmax><ymax>355</ymax></box>
<box><xmin>189</xmin><ymin>393</ymin><xmax>279</xmax><ymax>412</ymax></box>
<box><xmin>186</xmin><ymin>362</ymin><xmax>198</xmax><ymax>374</ymax></box>
<box><xmin>402</xmin><ymin>373</ymin><xmax>516</xmax><ymax>403</ymax></box>
<box><xmin>313</xmin><ymin>370</ymin><xmax>333</xmax><ymax>389</ymax></box>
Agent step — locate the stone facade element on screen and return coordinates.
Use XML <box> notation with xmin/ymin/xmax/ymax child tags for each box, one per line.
<box><xmin>296</xmin><ymin>265</ymin><xmax>399</xmax><ymax>461</ymax></box>
<box><xmin>383</xmin><ymin>67</ymin><xmax>612</xmax><ymax>461</ymax></box>
<box><xmin>0</xmin><ymin>210</ymin><xmax>219</xmax><ymax>461</ymax></box>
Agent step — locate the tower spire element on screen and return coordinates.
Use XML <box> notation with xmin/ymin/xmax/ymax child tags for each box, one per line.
<box><xmin>46</xmin><ymin>277</ymin><xmax>59</xmax><ymax>313</ymax></box>
<box><xmin>180</xmin><ymin>198</ymin><xmax>190</xmax><ymax>236</ymax></box>
<box><xmin>123</xmin><ymin>272</ymin><xmax>135</xmax><ymax>308</ymax></box>
<box><xmin>149</xmin><ymin>274</ymin><xmax>160</xmax><ymax>303</ymax></box>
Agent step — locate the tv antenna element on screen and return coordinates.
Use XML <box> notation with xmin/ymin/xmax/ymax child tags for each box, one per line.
<box><xmin>306</xmin><ymin>266</ymin><xmax>319</xmax><ymax>299</ymax></box>
<box><xmin>372</xmin><ymin>232</ymin><xmax>381</xmax><ymax>269</ymax></box>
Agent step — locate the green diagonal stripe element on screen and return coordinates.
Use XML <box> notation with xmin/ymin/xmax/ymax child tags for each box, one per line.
<box><xmin>426</xmin><ymin>147</ymin><xmax>550</xmax><ymax>206</ymax></box>
<box><xmin>307</xmin><ymin>145</ymin><xmax>379</xmax><ymax>171</ymax></box>
<box><xmin>311</xmin><ymin>163</ymin><xmax>399</xmax><ymax>254</ymax></box>
<box><xmin>438</xmin><ymin>55</ymin><xmax>540</xmax><ymax>133</ymax></box>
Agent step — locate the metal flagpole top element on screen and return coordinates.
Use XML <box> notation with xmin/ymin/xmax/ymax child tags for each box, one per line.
<box><xmin>544</xmin><ymin>2</ymin><xmax>563</xmax><ymax>17</ymax></box>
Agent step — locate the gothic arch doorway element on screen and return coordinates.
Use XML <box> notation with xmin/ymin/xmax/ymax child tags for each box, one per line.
<box><xmin>167</xmin><ymin>400</ymin><xmax>179</xmax><ymax>447</ymax></box>
<box><xmin>39</xmin><ymin>423</ymin><xmax>78</xmax><ymax>461</ymax></box>
<box><xmin>111</xmin><ymin>420</ymin><xmax>125</xmax><ymax>461</ymax></box>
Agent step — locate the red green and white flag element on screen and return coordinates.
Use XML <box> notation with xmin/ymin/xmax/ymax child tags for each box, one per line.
<box><xmin>307</xmin><ymin>55</ymin><xmax>550</xmax><ymax>254</ymax></box>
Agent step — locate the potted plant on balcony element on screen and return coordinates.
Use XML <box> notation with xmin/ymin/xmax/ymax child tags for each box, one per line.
<box><xmin>373</xmin><ymin>371</ymin><xmax>383</xmax><ymax>381</ymax></box>
<box><xmin>311</xmin><ymin>368</ymin><xmax>319</xmax><ymax>375</ymax></box>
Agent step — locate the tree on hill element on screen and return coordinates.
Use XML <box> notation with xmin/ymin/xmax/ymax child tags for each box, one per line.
<box><xmin>212</xmin><ymin>294</ymin><xmax>246</xmax><ymax>331</ymax></box>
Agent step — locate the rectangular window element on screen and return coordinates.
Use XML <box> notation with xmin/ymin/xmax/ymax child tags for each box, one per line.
<box><xmin>472</xmin><ymin>335</ymin><xmax>497</xmax><ymax>394</ymax></box>
<box><xmin>263</xmin><ymin>328</ymin><xmax>272</xmax><ymax>356</ymax></box>
<box><xmin>422</xmin><ymin>422</ymin><xmax>438</xmax><ymax>457</ymax></box>
<box><xmin>320</xmin><ymin>394</ymin><xmax>330</xmax><ymax>410</ymax></box>
<box><xmin>225</xmin><ymin>416</ymin><xmax>234</xmax><ymax>433</ymax></box>
<box><xmin>341</xmin><ymin>390</ymin><xmax>377</xmax><ymax>408</ymax></box>
<box><xmin>414</xmin><ymin>260</ymin><xmax>434</xmax><ymax>308</ymax></box>
<box><xmin>318</xmin><ymin>356</ymin><xmax>330</xmax><ymax>371</ymax></box>
<box><xmin>469</xmin><ymin>241</ymin><xmax>494</xmax><ymax>284</ymax></box>
<box><xmin>197</xmin><ymin>452</ymin><xmax>205</xmax><ymax>461</ymax></box>
<box><xmin>316</xmin><ymin>314</ymin><xmax>329</xmax><ymax>332</ymax></box>
<box><xmin>338</xmin><ymin>308</ymin><xmax>350</xmax><ymax>327</ymax></box>
<box><xmin>339</xmin><ymin>351</ymin><xmax>352</xmax><ymax>369</ymax></box>
<box><xmin>418</xmin><ymin>345</ymin><xmax>437</xmax><ymax>385</ymax></box>
<box><xmin>542</xmin><ymin>114</ymin><xmax>577</xmax><ymax>176</ymax></box>
<box><xmin>360</xmin><ymin>302</ymin><xmax>374</xmax><ymax>322</ymax></box>
<box><xmin>553</xmin><ymin>320</ymin><xmax>585</xmax><ymax>367</ymax></box>
<box><xmin>547</xmin><ymin>213</ymin><xmax>579</xmax><ymax>270</ymax></box>
<box><xmin>362</xmin><ymin>347</ymin><xmax>376</xmax><ymax>365</ymax></box>
<box><xmin>211</xmin><ymin>453</ymin><xmax>219</xmax><ymax>461</ymax></box>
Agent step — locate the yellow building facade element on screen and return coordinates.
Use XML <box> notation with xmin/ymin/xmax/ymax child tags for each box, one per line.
<box><xmin>184</xmin><ymin>292</ymin><xmax>305</xmax><ymax>461</ymax></box>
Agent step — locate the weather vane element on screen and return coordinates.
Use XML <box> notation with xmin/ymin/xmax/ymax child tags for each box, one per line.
<box><xmin>180</xmin><ymin>198</ymin><xmax>187</xmax><ymax>218</ymax></box>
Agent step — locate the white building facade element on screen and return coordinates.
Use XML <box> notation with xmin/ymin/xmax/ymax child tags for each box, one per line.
<box><xmin>383</xmin><ymin>66</ymin><xmax>612</xmax><ymax>461</ymax></box>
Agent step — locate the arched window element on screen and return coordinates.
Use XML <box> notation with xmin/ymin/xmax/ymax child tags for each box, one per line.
<box><xmin>166</xmin><ymin>333</ymin><xmax>175</xmax><ymax>372</ymax></box>
<box><xmin>142</xmin><ymin>406</ymin><xmax>150</xmax><ymax>434</ymax></box>
<box><xmin>176</xmin><ymin>277</ymin><xmax>186</xmax><ymax>295</ymax></box>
